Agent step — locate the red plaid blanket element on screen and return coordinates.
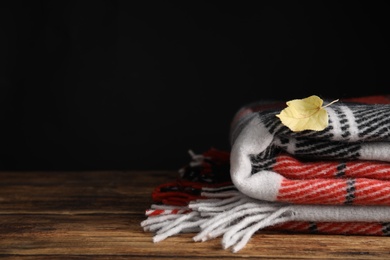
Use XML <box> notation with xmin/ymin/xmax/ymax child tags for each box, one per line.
<box><xmin>142</xmin><ymin>95</ymin><xmax>390</xmax><ymax>253</ymax></box>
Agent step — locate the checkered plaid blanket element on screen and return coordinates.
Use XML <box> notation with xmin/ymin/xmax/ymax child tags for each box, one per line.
<box><xmin>141</xmin><ymin>95</ymin><xmax>390</xmax><ymax>253</ymax></box>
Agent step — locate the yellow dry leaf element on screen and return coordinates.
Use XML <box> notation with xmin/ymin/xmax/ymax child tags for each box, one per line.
<box><xmin>275</xmin><ymin>95</ymin><xmax>338</xmax><ymax>132</ymax></box>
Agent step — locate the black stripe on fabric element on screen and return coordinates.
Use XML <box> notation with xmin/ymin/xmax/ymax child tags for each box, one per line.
<box><xmin>355</xmin><ymin>106</ymin><xmax>390</xmax><ymax>140</ymax></box>
<box><xmin>333</xmin><ymin>106</ymin><xmax>351</xmax><ymax>139</ymax></box>
<box><xmin>279</xmin><ymin>137</ymin><xmax>289</xmax><ymax>145</ymax></box>
<box><xmin>382</xmin><ymin>223</ymin><xmax>390</xmax><ymax>236</ymax></box>
<box><xmin>336</xmin><ymin>163</ymin><xmax>346</xmax><ymax>178</ymax></box>
<box><xmin>294</xmin><ymin>141</ymin><xmax>361</xmax><ymax>160</ymax></box>
<box><xmin>309</xmin><ymin>222</ymin><xmax>318</xmax><ymax>233</ymax></box>
<box><xmin>345</xmin><ymin>179</ymin><xmax>355</xmax><ymax>204</ymax></box>
<box><xmin>251</xmin><ymin>158</ymin><xmax>277</xmax><ymax>174</ymax></box>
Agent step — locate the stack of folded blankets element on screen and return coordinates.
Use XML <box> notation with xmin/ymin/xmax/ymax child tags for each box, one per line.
<box><xmin>141</xmin><ymin>94</ymin><xmax>390</xmax><ymax>253</ymax></box>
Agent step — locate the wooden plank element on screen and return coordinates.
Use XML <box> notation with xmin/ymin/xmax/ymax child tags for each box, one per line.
<box><xmin>1</xmin><ymin>171</ymin><xmax>390</xmax><ymax>259</ymax></box>
<box><xmin>1</xmin><ymin>214</ymin><xmax>390</xmax><ymax>259</ymax></box>
<box><xmin>0</xmin><ymin>171</ymin><xmax>178</xmax><ymax>214</ymax></box>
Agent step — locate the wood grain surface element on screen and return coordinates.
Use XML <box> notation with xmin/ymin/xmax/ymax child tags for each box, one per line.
<box><xmin>1</xmin><ymin>171</ymin><xmax>390</xmax><ymax>259</ymax></box>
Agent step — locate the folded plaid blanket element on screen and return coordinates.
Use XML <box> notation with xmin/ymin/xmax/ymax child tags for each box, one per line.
<box><xmin>141</xmin><ymin>95</ymin><xmax>390</xmax><ymax>253</ymax></box>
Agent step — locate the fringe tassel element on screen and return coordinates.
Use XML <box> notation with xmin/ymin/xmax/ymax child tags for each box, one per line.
<box><xmin>190</xmin><ymin>193</ymin><xmax>294</xmax><ymax>252</ymax></box>
<box><xmin>143</xmin><ymin>192</ymin><xmax>295</xmax><ymax>253</ymax></box>
<box><xmin>141</xmin><ymin>209</ymin><xmax>206</xmax><ymax>242</ymax></box>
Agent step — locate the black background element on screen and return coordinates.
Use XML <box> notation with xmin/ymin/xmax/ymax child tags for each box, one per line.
<box><xmin>1</xmin><ymin>1</ymin><xmax>389</xmax><ymax>171</ymax></box>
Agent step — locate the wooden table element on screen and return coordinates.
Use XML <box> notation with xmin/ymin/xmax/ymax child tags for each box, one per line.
<box><xmin>1</xmin><ymin>171</ymin><xmax>390</xmax><ymax>259</ymax></box>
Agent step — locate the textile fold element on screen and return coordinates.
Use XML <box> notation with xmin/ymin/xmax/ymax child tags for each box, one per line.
<box><xmin>141</xmin><ymin>95</ymin><xmax>390</xmax><ymax>252</ymax></box>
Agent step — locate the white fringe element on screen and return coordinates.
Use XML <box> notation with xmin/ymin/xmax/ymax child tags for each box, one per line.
<box><xmin>142</xmin><ymin>193</ymin><xmax>294</xmax><ymax>253</ymax></box>
<box><xmin>143</xmin><ymin>186</ymin><xmax>390</xmax><ymax>253</ymax></box>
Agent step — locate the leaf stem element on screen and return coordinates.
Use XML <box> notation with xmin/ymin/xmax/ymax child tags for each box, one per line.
<box><xmin>323</xmin><ymin>99</ymin><xmax>339</xmax><ymax>108</ymax></box>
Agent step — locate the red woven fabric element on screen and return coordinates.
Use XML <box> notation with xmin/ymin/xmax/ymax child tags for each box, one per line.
<box><xmin>142</xmin><ymin>94</ymin><xmax>390</xmax><ymax>252</ymax></box>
